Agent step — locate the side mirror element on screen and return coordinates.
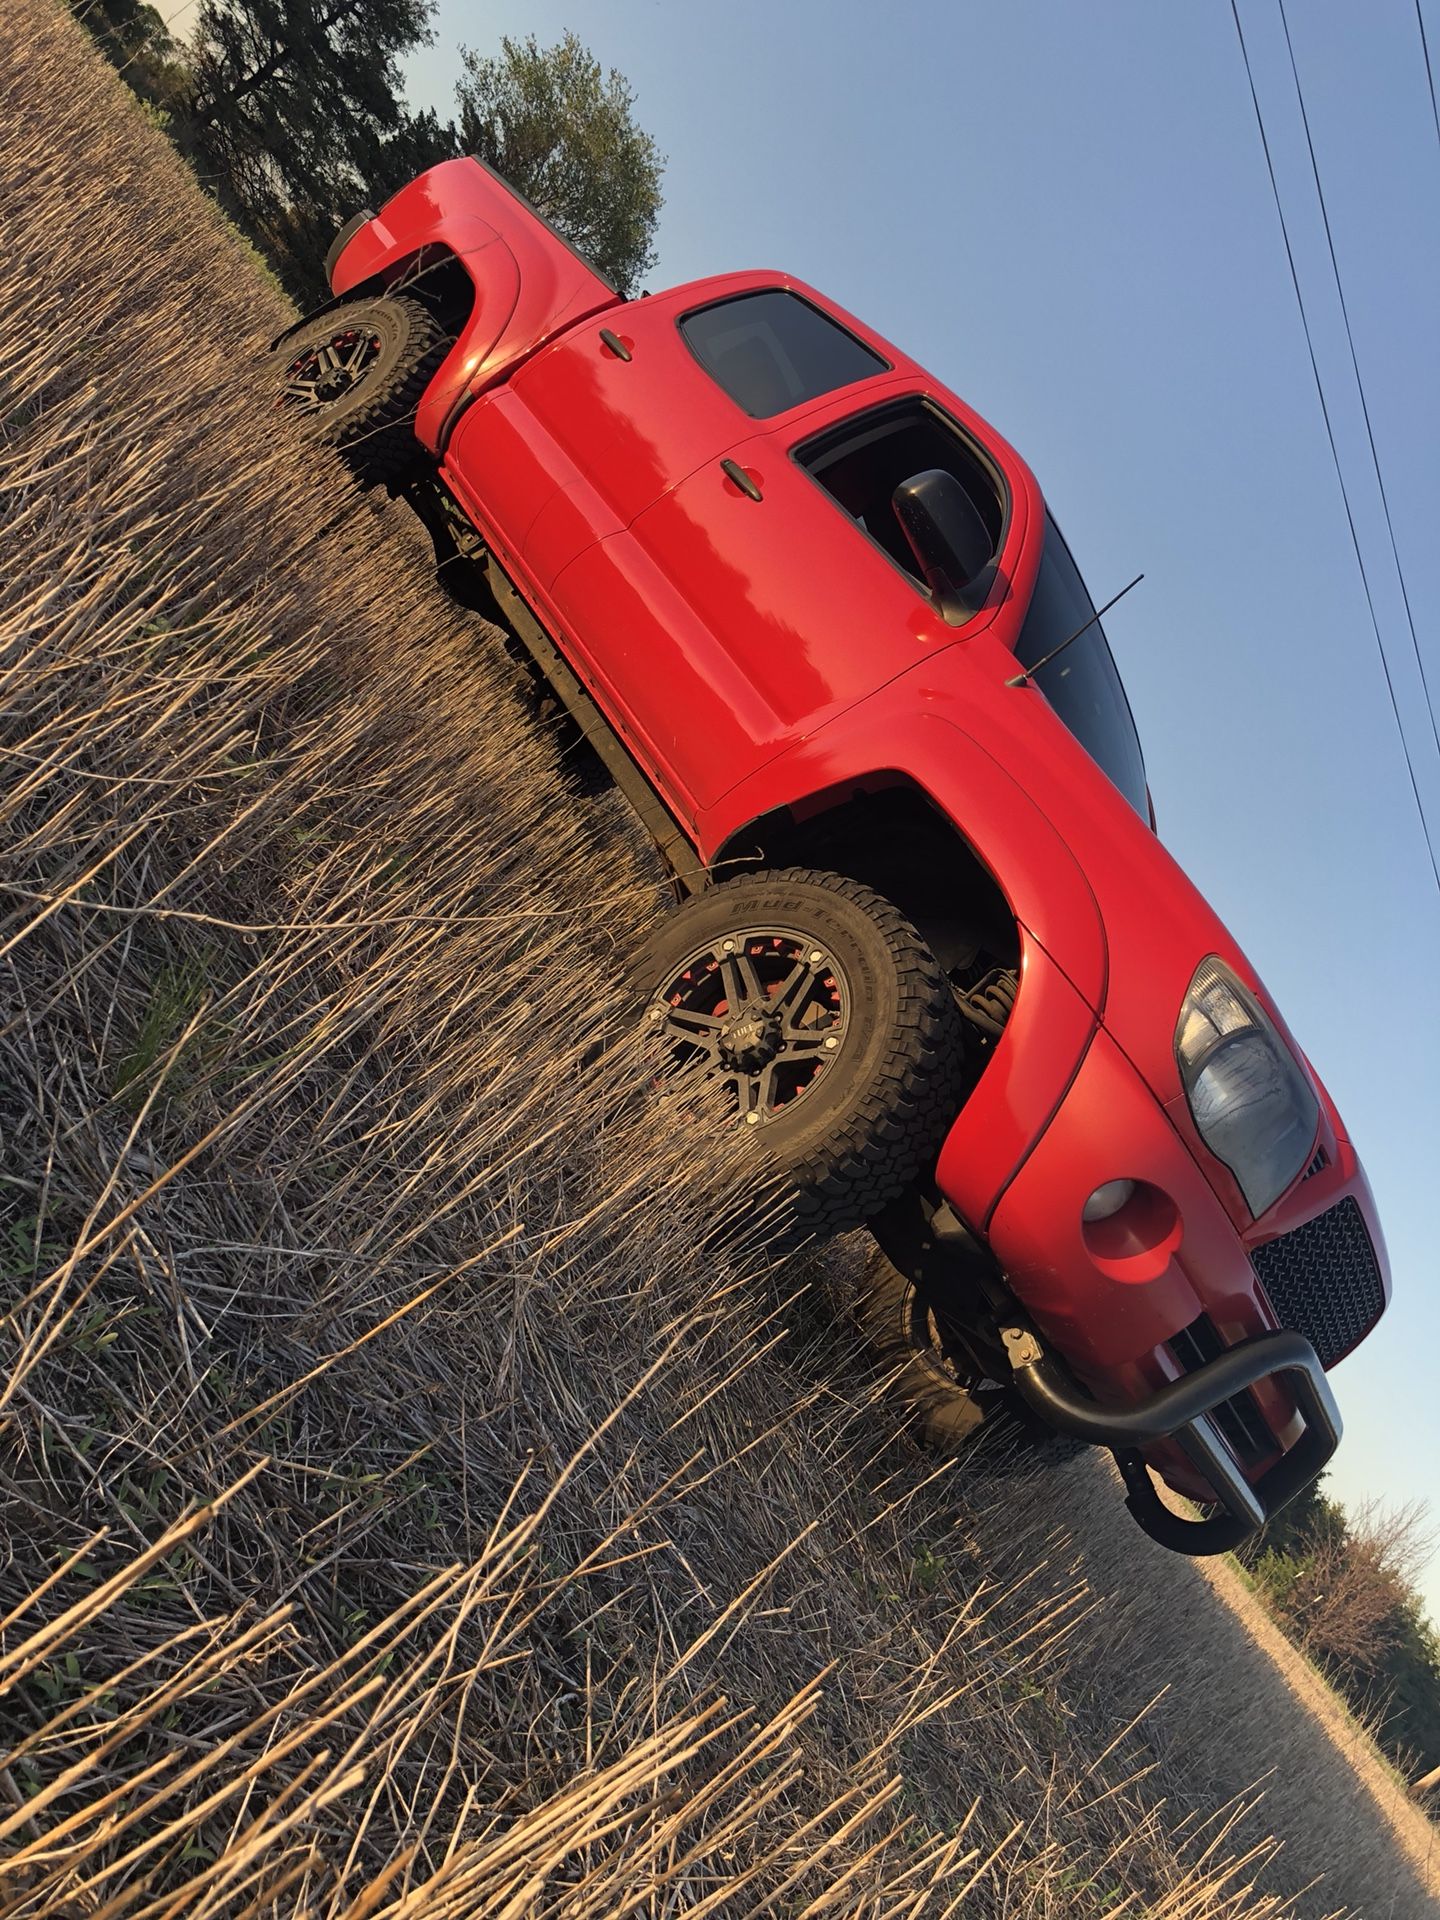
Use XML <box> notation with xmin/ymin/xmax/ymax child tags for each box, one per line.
<box><xmin>892</xmin><ymin>468</ymin><xmax>996</xmax><ymax>626</ymax></box>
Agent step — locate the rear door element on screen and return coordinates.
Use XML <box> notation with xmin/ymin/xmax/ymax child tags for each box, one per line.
<box><xmin>446</xmin><ymin>279</ymin><xmax>778</xmax><ymax>593</ymax></box>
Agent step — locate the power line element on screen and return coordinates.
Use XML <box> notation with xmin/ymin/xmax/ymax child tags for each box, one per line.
<box><xmin>1229</xmin><ymin>0</ymin><xmax>1440</xmax><ymax>894</ymax></box>
<box><xmin>1420</xmin><ymin>2</ymin><xmax>1440</xmax><ymax>154</ymax></box>
<box><xmin>1277</xmin><ymin>0</ymin><xmax>1440</xmax><ymax>770</ymax></box>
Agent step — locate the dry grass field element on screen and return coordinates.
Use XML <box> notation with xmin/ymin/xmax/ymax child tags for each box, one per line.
<box><xmin>1</xmin><ymin>5</ymin><xmax>1436</xmax><ymax>1914</ymax></box>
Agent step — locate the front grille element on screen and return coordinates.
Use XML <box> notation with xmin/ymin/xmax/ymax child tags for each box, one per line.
<box><xmin>1251</xmin><ymin>1197</ymin><xmax>1384</xmax><ymax>1368</ymax></box>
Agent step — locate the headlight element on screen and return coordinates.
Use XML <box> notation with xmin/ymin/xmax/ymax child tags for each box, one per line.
<box><xmin>1175</xmin><ymin>957</ymin><xmax>1319</xmax><ymax>1217</ymax></box>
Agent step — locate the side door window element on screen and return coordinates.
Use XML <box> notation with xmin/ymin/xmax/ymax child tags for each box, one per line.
<box><xmin>793</xmin><ymin>396</ymin><xmax>1007</xmax><ymax>598</ymax></box>
<box><xmin>678</xmin><ymin>289</ymin><xmax>889</xmax><ymax>418</ymax></box>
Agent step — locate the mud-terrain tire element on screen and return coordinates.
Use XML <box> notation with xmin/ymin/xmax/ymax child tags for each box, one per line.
<box><xmin>635</xmin><ymin>869</ymin><xmax>966</xmax><ymax>1242</ymax></box>
<box><xmin>857</xmin><ymin>1249</ymin><xmax>1086</xmax><ymax>1463</ymax></box>
<box><xmin>274</xmin><ymin>295</ymin><xmax>448</xmax><ymax>484</ymax></box>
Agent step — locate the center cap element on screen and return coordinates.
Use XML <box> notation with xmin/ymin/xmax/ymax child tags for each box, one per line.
<box><xmin>719</xmin><ymin>1003</ymin><xmax>781</xmax><ymax>1072</ymax></box>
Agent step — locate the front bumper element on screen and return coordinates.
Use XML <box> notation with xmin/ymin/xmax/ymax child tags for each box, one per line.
<box><xmin>953</xmin><ymin>1020</ymin><xmax>1352</xmax><ymax>1551</ymax></box>
<box><xmin>1001</xmin><ymin>1321</ymin><xmax>1340</xmax><ymax>1554</ymax></box>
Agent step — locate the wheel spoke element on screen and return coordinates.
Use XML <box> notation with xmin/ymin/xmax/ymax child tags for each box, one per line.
<box><xmin>737</xmin><ymin>1068</ymin><xmax>765</xmax><ymax>1118</ymax></box>
<box><xmin>654</xmin><ymin>925</ymin><xmax>849</xmax><ymax>1128</ymax></box>
<box><xmin>779</xmin><ymin>1026</ymin><xmax>832</xmax><ymax>1052</ymax></box>
<box><xmin>737</xmin><ymin>951</ymin><xmax>767</xmax><ymax>1000</ymax></box>
<box><xmin>771</xmin><ymin>958</ymin><xmax>817</xmax><ymax>1013</ymax></box>
<box><xmin>665</xmin><ymin>1006</ymin><xmax>724</xmax><ymax>1039</ymax></box>
<box><xmin>720</xmin><ymin>952</ymin><xmax>763</xmax><ymax>1006</ymax></box>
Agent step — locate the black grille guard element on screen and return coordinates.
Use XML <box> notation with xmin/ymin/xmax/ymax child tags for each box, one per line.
<box><xmin>1000</xmin><ymin>1324</ymin><xmax>1341</xmax><ymax>1556</ymax></box>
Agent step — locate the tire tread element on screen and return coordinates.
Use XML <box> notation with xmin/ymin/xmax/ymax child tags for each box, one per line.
<box><xmin>638</xmin><ymin>866</ymin><xmax>967</xmax><ymax>1241</ymax></box>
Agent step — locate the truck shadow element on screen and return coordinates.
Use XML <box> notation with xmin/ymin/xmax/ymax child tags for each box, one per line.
<box><xmin>969</xmin><ymin>1448</ymin><xmax>1440</xmax><ymax>1916</ymax></box>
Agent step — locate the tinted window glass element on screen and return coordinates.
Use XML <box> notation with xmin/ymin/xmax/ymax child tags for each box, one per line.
<box><xmin>1015</xmin><ymin>516</ymin><xmax>1148</xmax><ymax>816</ymax></box>
<box><xmin>797</xmin><ymin>399</ymin><xmax>1004</xmax><ymax>583</ymax></box>
<box><xmin>681</xmin><ymin>291</ymin><xmax>888</xmax><ymax>418</ymax></box>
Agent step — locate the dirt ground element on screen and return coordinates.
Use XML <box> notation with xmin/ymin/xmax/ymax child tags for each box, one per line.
<box><xmin>986</xmin><ymin>1450</ymin><xmax>1440</xmax><ymax>1915</ymax></box>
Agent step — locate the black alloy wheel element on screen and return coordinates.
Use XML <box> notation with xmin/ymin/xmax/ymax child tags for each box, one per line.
<box><xmin>649</xmin><ymin>926</ymin><xmax>851</xmax><ymax>1128</ymax></box>
<box><xmin>636</xmin><ymin>868</ymin><xmax>967</xmax><ymax>1241</ymax></box>
<box><xmin>271</xmin><ymin>293</ymin><xmax>448</xmax><ymax>484</ymax></box>
<box><xmin>278</xmin><ymin>325</ymin><xmax>384</xmax><ymax>415</ymax></box>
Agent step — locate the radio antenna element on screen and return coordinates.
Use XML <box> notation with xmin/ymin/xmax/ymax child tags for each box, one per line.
<box><xmin>1005</xmin><ymin>573</ymin><xmax>1144</xmax><ymax>687</ymax></box>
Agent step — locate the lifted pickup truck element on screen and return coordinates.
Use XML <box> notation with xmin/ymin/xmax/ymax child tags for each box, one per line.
<box><xmin>272</xmin><ymin>156</ymin><xmax>1390</xmax><ymax>1555</ymax></box>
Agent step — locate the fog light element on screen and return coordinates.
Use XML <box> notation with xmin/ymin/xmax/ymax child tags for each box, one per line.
<box><xmin>1082</xmin><ymin>1178</ymin><xmax>1136</xmax><ymax>1223</ymax></box>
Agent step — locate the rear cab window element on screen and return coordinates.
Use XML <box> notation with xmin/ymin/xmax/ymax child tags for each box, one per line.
<box><xmin>680</xmin><ymin>290</ymin><xmax>889</xmax><ymax>417</ymax></box>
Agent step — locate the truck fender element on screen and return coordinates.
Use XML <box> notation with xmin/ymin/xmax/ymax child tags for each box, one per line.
<box><xmin>698</xmin><ymin>709</ymin><xmax>1109</xmax><ymax>1228</ymax></box>
<box><xmin>320</xmin><ymin>213</ymin><xmax>521</xmax><ymax>456</ymax></box>
<box><xmin>700</xmin><ymin>707</ymin><xmax>1107</xmax><ymax>1012</ymax></box>
<box><xmin>290</xmin><ymin>159</ymin><xmax>622</xmax><ymax>454</ymax></box>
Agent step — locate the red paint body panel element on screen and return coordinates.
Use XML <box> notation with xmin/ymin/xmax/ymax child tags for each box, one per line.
<box><xmin>329</xmin><ymin>157</ymin><xmax>619</xmax><ymax>453</ymax></box>
<box><xmin>507</xmin><ymin>283</ymin><xmax>766</xmax><ymax>526</ymax></box>
<box><xmin>331</xmin><ymin>161</ymin><xmax>1392</xmax><ymax>1516</ymax></box>
<box><xmin>989</xmin><ymin>1028</ymin><xmax>1271</xmax><ymax>1371</ymax></box>
<box><xmin>933</xmin><ymin>937</ymin><xmax>1098</xmax><ymax>1233</ymax></box>
<box><xmin>695</xmin><ymin>682</ymin><xmax>1107</xmax><ymax>1011</ymax></box>
<box><xmin>445</xmin><ymin>389</ymin><xmax>624</xmax><ymax>580</ymax></box>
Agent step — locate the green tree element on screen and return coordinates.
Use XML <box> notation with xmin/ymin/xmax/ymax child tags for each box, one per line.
<box><xmin>180</xmin><ymin>0</ymin><xmax>436</xmax><ymax>301</ymax></box>
<box><xmin>1240</xmin><ymin>1481</ymin><xmax>1440</xmax><ymax>1779</ymax></box>
<box><xmin>354</xmin><ymin>105</ymin><xmax>461</xmax><ymax>206</ymax></box>
<box><xmin>455</xmin><ymin>31</ymin><xmax>664</xmax><ymax>294</ymax></box>
<box><xmin>70</xmin><ymin>0</ymin><xmax>187</xmax><ymax>115</ymax></box>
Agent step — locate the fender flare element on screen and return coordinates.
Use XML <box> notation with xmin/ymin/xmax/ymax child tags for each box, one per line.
<box><xmin>267</xmin><ymin>223</ymin><xmax>521</xmax><ymax>456</ymax></box>
<box><xmin>700</xmin><ymin>707</ymin><xmax>1107</xmax><ymax>1013</ymax></box>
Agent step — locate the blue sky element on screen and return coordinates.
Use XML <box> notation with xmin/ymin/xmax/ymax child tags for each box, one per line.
<box><xmin>402</xmin><ymin>2</ymin><xmax>1440</xmax><ymax>1605</ymax></box>
<box><xmin>400</xmin><ymin>0</ymin><xmax>1440</xmax><ymax>1603</ymax></box>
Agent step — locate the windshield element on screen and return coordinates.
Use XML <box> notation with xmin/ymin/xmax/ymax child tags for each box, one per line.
<box><xmin>1014</xmin><ymin>514</ymin><xmax>1148</xmax><ymax>816</ymax></box>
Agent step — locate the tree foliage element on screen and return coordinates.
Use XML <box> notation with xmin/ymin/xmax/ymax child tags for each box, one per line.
<box><xmin>72</xmin><ymin>6</ymin><xmax>664</xmax><ymax>310</ymax></box>
<box><xmin>456</xmin><ymin>32</ymin><xmax>664</xmax><ymax>294</ymax></box>
<box><xmin>1239</xmin><ymin>1477</ymin><xmax>1440</xmax><ymax>1779</ymax></box>
<box><xmin>71</xmin><ymin>0</ymin><xmax>187</xmax><ymax>115</ymax></box>
<box><xmin>179</xmin><ymin>0</ymin><xmax>437</xmax><ymax>301</ymax></box>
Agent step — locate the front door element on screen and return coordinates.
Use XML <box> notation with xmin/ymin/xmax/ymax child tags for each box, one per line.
<box><xmin>547</xmin><ymin>384</ymin><xmax>1015</xmax><ymax>819</ymax></box>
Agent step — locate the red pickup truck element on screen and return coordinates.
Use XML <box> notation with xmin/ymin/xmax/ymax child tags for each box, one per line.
<box><xmin>273</xmin><ymin>157</ymin><xmax>1390</xmax><ymax>1555</ymax></box>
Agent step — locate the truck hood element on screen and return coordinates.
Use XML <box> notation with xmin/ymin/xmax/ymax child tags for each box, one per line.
<box><xmin>930</xmin><ymin>646</ymin><xmax>1369</xmax><ymax>1246</ymax></box>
